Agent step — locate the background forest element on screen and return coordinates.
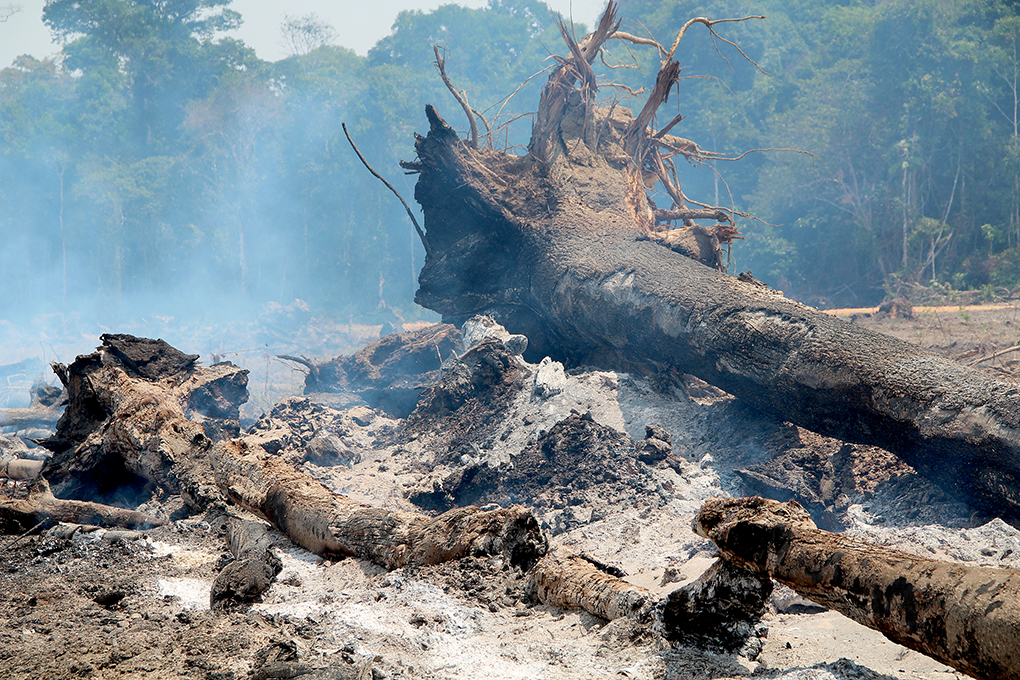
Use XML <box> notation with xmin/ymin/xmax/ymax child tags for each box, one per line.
<box><xmin>3</xmin><ymin>0</ymin><xmax>1020</xmax><ymax>331</ymax></box>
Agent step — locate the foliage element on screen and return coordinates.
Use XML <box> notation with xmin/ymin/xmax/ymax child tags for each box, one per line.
<box><xmin>4</xmin><ymin>0</ymin><xmax>1020</xmax><ymax>326</ymax></box>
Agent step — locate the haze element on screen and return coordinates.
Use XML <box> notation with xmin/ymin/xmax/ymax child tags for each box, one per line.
<box><xmin>0</xmin><ymin>0</ymin><xmax>606</xmax><ymax>66</ymax></box>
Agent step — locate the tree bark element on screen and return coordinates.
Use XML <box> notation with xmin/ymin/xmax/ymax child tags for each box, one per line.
<box><xmin>404</xmin><ymin>48</ymin><xmax>1020</xmax><ymax>523</ymax></box>
<box><xmin>695</xmin><ymin>496</ymin><xmax>1020</xmax><ymax>680</ymax></box>
<box><xmin>210</xmin><ymin>518</ymin><xmax>282</xmax><ymax>610</ymax></box>
<box><xmin>210</xmin><ymin>439</ymin><xmax>546</xmax><ymax>569</ymax></box>
<box><xmin>0</xmin><ymin>478</ymin><xmax>163</xmax><ymax>533</ymax></box>
<box><xmin>528</xmin><ymin>548</ymin><xmax>771</xmax><ymax>653</ymax></box>
<box><xmin>528</xmin><ymin>548</ymin><xmax>655</xmax><ymax>622</ymax></box>
<box><xmin>38</xmin><ymin>335</ymin><xmax>547</xmax><ymax>571</ymax></box>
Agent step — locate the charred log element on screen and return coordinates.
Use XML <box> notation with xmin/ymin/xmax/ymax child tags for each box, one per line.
<box><xmin>696</xmin><ymin>496</ymin><xmax>1020</xmax><ymax>680</ymax></box>
<box><xmin>38</xmin><ymin>335</ymin><xmax>547</xmax><ymax>572</ymax></box>
<box><xmin>405</xmin><ymin>21</ymin><xmax>1020</xmax><ymax>522</ymax></box>
<box><xmin>528</xmin><ymin>548</ymin><xmax>771</xmax><ymax>654</ymax></box>
<box><xmin>42</xmin><ymin>338</ymin><xmax>238</xmax><ymax>508</ymax></box>
<box><xmin>294</xmin><ymin>323</ymin><xmax>461</xmax><ymax>418</ymax></box>
<box><xmin>528</xmin><ymin>548</ymin><xmax>654</xmax><ymax>621</ymax></box>
<box><xmin>0</xmin><ymin>478</ymin><xmax>163</xmax><ymax>533</ymax></box>
<box><xmin>210</xmin><ymin>518</ymin><xmax>282</xmax><ymax>611</ymax></box>
<box><xmin>211</xmin><ymin>439</ymin><xmax>545</xmax><ymax>569</ymax></box>
<box><xmin>0</xmin><ymin>384</ymin><xmax>64</xmax><ymax>430</ymax></box>
<box><xmin>658</xmin><ymin>559</ymin><xmax>771</xmax><ymax>655</ymax></box>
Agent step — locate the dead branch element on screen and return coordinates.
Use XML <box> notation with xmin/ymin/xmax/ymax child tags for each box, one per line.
<box><xmin>654</xmin><ymin>208</ymin><xmax>732</xmax><ymax>224</ymax></box>
<box><xmin>529</xmin><ymin>548</ymin><xmax>771</xmax><ymax>652</ymax></box>
<box><xmin>0</xmin><ymin>478</ymin><xmax>163</xmax><ymax>534</ymax></box>
<box><xmin>652</xmin><ymin>111</ymin><xmax>684</xmax><ymax>139</ymax></box>
<box><xmin>433</xmin><ymin>45</ymin><xmax>478</xmax><ymax>149</ymax></box>
<box><xmin>0</xmin><ymin>405</ymin><xmax>62</xmax><ymax>430</ymax></box>
<box><xmin>41</xmin><ymin>335</ymin><xmax>546</xmax><ymax>572</ymax></box>
<box><xmin>696</xmin><ymin>496</ymin><xmax>1020</xmax><ymax>680</ymax></box>
<box><xmin>341</xmin><ymin>123</ymin><xmax>431</xmax><ymax>257</ymax></box>
<box><xmin>529</xmin><ymin>548</ymin><xmax>654</xmax><ymax>621</ymax></box>
<box><xmin>970</xmin><ymin>343</ymin><xmax>1020</xmax><ymax>366</ymax></box>
<box><xmin>623</xmin><ymin>60</ymin><xmax>680</xmax><ymax>159</ymax></box>
<box><xmin>664</xmin><ymin>16</ymin><xmax>767</xmax><ymax>69</ymax></box>
<box><xmin>608</xmin><ymin>30</ymin><xmax>666</xmax><ymax>55</ymax></box>
<box><xmin>210</xmin><ymin>438</ymin><xmax>546</xmax><ymax>569</ymax></box>
<box><xmin>211</xmin><ymin>518</ymin><xmax>282</xmax><ymax>610</ymax></box>
<box><xmin>1</xmin><ymin>456</ymin><xmax>43</xmax><ymax>479</ymax></box>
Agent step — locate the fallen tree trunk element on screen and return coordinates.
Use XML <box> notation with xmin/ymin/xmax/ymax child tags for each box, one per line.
<box><xmin>402</xmin><ymin>3</ymin><xmax>1020</xmax><ymax>521</ymax></box>
<box><xmin>211</xmin><ymin>439</ymin><xmax>545</xmax><ymax>569</ymax></box>
<box><xmin>695</xmin><ymin>496</ymin><xmax>1020</xmax><ymax>680</ymax></box>
<box><xmin>0</xmin><ymin>478</ymin><xmax>163</xmax><ymax>533</ymax></box>
<box><xmin>38</xmin><ymin>335</ymin><xmax>546</xmax><ymax>571</ymax></box>
<box><xmin>528</xmin><ymin>548</ymin><xmax>655</xmax><ymax>622</ymax></box>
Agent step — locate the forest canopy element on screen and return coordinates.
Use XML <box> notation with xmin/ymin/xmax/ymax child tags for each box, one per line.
<box><xmin>3</xmin><ymin>0</ymin><xmax>1020</xmax><ymax>326</ymax></box>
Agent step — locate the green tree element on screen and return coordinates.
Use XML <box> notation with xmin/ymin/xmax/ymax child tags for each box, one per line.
<box><xmin>42</xmin><ymin>0</ymin><xmax>256</xmax><ymax>151</ymax></box>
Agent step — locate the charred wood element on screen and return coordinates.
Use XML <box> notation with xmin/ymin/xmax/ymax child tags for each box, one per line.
<box><xmin>38</xmin><ymin>334</ymin><xmax>548</xmax><ymax>572</ymax></box>
<box><xmin>0</xmin><ymin>478</ymin><xmax>163</xmax><ymax>533</ymax></box>
<box><xmin>407</xmin><ymin>67</ymin><xmax>1020</xmax><ymax>524</ymax></box>
<box><xmin>657</xmin><ymin>559</ymin><xmax>771</xmax><ymax>655</ymax></box>
<box><xmin>528</xmin><ymin>548</ymin><xmax>654</xmax><ymax>622</ymax></box>
<box><xmin>296</xmin><ymin>323</ymin><xmax>461</xmax><ymax>418</ymax></box>
<box><xmin>696</xmin><ymin>496</ymin><xmax>1020</xmax><ymax>680</ymax></box>
<box><xmin>528</xmin><ymin>548</ymin><xmax>771</xmax><ymax>654</ymax></box>
<box><xmin>211</xmin><ymin>440</ymin><xmax>546</xmax><ymax>569</ymax></box>
<box><xmin>210</xmin><ymin>518</ymin><xmax>282</xmax><ymax>610</ymax></box>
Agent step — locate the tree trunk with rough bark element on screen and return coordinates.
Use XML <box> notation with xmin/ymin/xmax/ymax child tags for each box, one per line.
<box><xmin>696</xmin><ymin>496</ymin><xmax>1020</xmax><ymax>680</ymax></box>
<box><xmin>402</xmin><ymin>2</ymin><xmax>1020</xmax><ymax>522</ymax></box>
<box><xmin>528</xmin><ymin>548</ymin><xmax>772</xmax><ymax>653</ymax></box>
<box><xmin>40</xmin><ymin>335</ymin><xmax>547</xmax><ymax>571</ymax></box>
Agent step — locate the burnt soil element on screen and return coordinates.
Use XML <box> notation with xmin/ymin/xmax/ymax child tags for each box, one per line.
<box><xmin>1</xmin><ymin>303</ymin><xmax>1019</xmax><ymax>680</ymax></box>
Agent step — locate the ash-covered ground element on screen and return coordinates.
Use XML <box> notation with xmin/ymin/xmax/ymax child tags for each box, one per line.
<box><xmin>2</xmin><ymin>303</ymin><xmax>1018</xmax><ymax>680</ymax></box>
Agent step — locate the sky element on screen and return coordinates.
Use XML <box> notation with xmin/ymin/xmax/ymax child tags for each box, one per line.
<box><xmin>0</xmin><ymin>0</ymin><xmax>607</xmax><ymax>67</ymax></box>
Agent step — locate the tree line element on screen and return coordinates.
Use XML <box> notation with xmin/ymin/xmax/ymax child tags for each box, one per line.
<box><xmin>2</xmin><ymin>0</ymin><xmax>1019</xmax><ymax>324</ymax></box>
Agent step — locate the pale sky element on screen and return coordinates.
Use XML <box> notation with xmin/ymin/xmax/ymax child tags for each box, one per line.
<box><xmin>0</xmin><ymin>0</ymin><xmax>607</xmax><ymax>68</ymax></box>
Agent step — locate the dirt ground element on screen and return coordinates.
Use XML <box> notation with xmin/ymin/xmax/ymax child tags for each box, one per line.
<box><xmin>2</xmin><ymin>300</ymin><xmax>1019</xmax><ymax>680</ymax></box>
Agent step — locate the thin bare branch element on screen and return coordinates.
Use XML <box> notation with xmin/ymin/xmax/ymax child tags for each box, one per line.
<box><xmin>653</xmin><ymin>112</ymin><xmax>685</xmax><ymax>139</ymax></box>
<box><xmin>708</xmin><ymin>147</ymin><xmax>817</xmax><ymax>162</ymax></box>
<box><xmin>970</xmin><ymin>343</ymin><xmax>1020</xmax><ymax>366</ymax></box>
<box><xmin>608</xmin><ymin>31</ymin><xmax>665</xmax><ymax>56</ymax></box>
<box><xmin>599</xmin><ymin>49</ymin><xmax>642</xmax><ymax>70</ymax></box>
<box><xmin>485</xmin><ymin>65</ymin><xmax>553</xmax><ymax>122</ymax></box>
<box><xmin>599</xmin><ymin>82</ymin><xmax>648</xmax><ymax>97</ymax></box>
<box><xmin>342</xmin><ymin>123</ymin><xmax>430</xmax><ymax>257</ymax></box>
<box><xmin>665</xmin><ymin>16</ymin><xmax>767</xmax><ymax>72</ymax></box>
<box><xmin>434</xmin><ymin>45</ymin><xmax>478</xmax><ymax>149</ymax></box>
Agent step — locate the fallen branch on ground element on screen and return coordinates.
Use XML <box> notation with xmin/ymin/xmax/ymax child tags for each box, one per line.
<box><xmin>0</xmin><ymin>478</ymin><xmax>163</xmax><ymax>534</ymax></box>
<box><xmin>211</xmin><ymin>518</ymin><xmax>282</xmax><ymax>610</ymax></box>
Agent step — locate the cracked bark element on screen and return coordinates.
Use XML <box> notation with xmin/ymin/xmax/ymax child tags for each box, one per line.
<box><xmin>40</xmin><ymin>335</ymin><xmax>547</xmax><ymax>571</ymax></box>
<box><xmin>696</xmin><ymin>496</ymin><xmax>1020</xmax><ymax>680</ymax></box>
<box><xmin>405</xmin><ymin>41</ymin><xmax>1020</xmax><ymax>523</ymax></box>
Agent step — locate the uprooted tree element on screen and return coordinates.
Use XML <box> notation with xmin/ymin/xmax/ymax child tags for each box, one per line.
<box><xmin>399</xmin><ymin>2</ymin><xmax>1020</xmax><ymax>523</ymax></box>
<box><xmin>12</xmin><ymin>6</ymin><xmax>1020</xmax><ymax>679</ymax></box>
